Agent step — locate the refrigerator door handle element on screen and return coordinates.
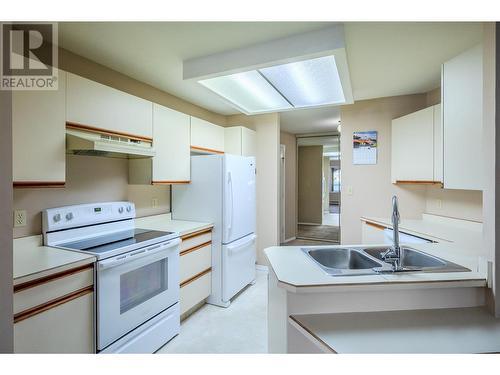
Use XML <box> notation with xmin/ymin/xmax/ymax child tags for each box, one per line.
<box><xmin>227</xmin><ymin>171</ymin><xmax>233</xmax><ymax>238</ymax></box>
<box><xmin>226</xmin><ymin>234</ymin><xmax>256</xmax><ymax>253</ymax></box>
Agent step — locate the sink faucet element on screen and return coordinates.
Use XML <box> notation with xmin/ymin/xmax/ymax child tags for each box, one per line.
<box><xmin>382</xmin><ymin>195</ymin><xmax>402</xmax><ymax>269</ymax></box>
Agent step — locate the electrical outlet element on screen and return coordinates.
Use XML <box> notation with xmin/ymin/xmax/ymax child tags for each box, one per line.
<box><xmin>151</xmin><ymin>198</ymin><xmax>159</xmax><ymax>208</ymax></box>
<box><xmin>14</xmin><ymin>210</ymin><xmax>27</xmax><ymax>227</ymax></box>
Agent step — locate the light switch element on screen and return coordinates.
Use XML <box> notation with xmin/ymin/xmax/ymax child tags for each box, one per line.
<box><xmin>346</xmin><ymin>186</ymin><xmax>353</xmax><ymax>196</ymax></box>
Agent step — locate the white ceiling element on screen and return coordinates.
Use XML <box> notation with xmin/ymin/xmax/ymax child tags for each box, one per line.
<box><xmin>59</xmin><ymin>22</ymin><xmax>483</xmax><ymax>134</ymax></box>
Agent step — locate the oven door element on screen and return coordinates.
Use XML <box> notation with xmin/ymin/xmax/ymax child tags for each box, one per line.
<box><xmin>96</xmin><ymin>238</ymin><xmax>180</xmax><ymax>350</ymax></box>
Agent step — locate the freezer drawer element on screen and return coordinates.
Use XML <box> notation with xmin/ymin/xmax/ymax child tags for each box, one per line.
<box><xmin>221</xmin><ymin>234</ymin><xmax>256</xmax><ymax>302</ymax></box>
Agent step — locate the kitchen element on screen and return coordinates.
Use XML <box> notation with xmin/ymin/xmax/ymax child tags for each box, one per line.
<box><xmin>1</xmin><ymin>5</ymin><xmax>500</xmax><ymax>372</ymax></box>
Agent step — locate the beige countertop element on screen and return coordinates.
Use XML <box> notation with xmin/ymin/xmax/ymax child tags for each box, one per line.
<box><xmin>361</xmin><ymin>214</ymin><xmax>483</xmax><ymax>247</ymax></box>
<box><xmin>13</xmin><ymin>235</ymin><xmax>96</xmax><ymax>286</ymax></box>
<box><xmin>13</xmin><ymin>213</ymin><xmax>213</xmax><ymax>285</ymax></box>
<box><xmin>134</xmin><ymin>213</ymin><xmax>213</xmax><ymax>236</ymax></box>
<box><xmin>289</xmin><ymin>307</ymin><xmax>500</xmax><ymax>353</ymax></box>
<box><xmin>264</xmin><ymin>242</ymin><xmax>488</xmax><ymax>292</ymax></box>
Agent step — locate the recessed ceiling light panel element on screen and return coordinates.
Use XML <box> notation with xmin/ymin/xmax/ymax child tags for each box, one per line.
<box><xmin>259</xmin><ymin>56</ymin><xmax>345</xmax><ymax>108</ymax></box>
<box><xmin>199</xmin><ymin>70</ymin><xmax>292</xmax><ymax>114</ymax></box>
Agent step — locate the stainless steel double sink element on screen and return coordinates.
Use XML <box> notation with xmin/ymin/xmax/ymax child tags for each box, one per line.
<box><xmin>303</xmin><ymin>246</ymin><xmax>470</xmax><ymax>276</ymax></box>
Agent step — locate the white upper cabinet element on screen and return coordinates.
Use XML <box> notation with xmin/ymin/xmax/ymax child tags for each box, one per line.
<box><xmin>391</xmin><ymin>105</ymin><xmax>441</xmax><ymax>184</ymax></box>
<box><xmin>224</xmin><ymin>126</ymin><xmax>256</xmax><ymax>156</ymax></box>
<box><xmin>190</xmin><ymin>117</ymin><xmax>225</xmax><ymax>153</ymax></box>
<box><xmin>12</xmin><ymin>69</ymin><xmax>66</xmax><ymax>186</ymax></box>
<box><xmin>442</xmin><ymin>44</ymin><xmax>483</xmax><ymax>190</ymax></box>
<box><xmin>66</xmin><ymin>72</ymin><xmax>153</xmax><ymax>139</ymax></box>
<box><xmin>129</xmin><ymin>104</ymin><xmax>191</xmax><ymax>184</ymax></box>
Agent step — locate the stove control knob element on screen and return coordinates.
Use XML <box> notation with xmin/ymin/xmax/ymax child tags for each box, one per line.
<box><xmin>53</xmin><ymin>213</ymin><xmax>61</xmax><ymax>223</ymax></box>
<box><xmin>126</xmin><ymin>205</ymin><xmax>132</xmax><ymax>213</ymax></box>
<box><xmin>118</xmin><ymin>207</ymin><xmax>124</xmax><ymax>214</ymax></box>
<box><xmin>66</xmin><ymin>212</ymin><xmax>74</xmax><ymax>221</ymax></box>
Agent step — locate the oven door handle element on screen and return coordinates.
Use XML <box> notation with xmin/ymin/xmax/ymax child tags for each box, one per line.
<box><xmin>98</xmin><ymin>237</ymin><xmax>181</xmax><ymax>271</ymax></box>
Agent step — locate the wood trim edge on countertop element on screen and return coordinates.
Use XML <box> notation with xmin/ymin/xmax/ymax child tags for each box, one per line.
<box><xmin>14</xmin><ymin>286</ymin><xmax>93</xmax><ymax>323</ymax></box>
<box><xmin>180</xmin><ymin>267</ymin><xmax>212</xmax><ymax>288</ymax></box>
<box><xmin>181</xmin><ymin>228</ymin><xmax>213</xmax><ymax>241</ymax></box>
<box><xmin>180</xmin><ymin>241</ymin><xmax>212</xmax><ymax>257</ymax></box>
<box><xmin>14</xmin><ymin>264</ymin><xmax>94</xmax><ymax>293</ymax></box>
<box><xmin>190</xmin><ymin>145</ymin><xmax>224</xmax><ymax>154</ymax></box>
<box><xmin>362</xmin><ymin>221</ymin><xmax>387</xmax><ymax>230</ymax></box>
<box><xmin>66</xmin><ymin>122</ymin><xmax>153</xmax><ymax>143</ymax></box>
<box><xmin>14</xmin><ymin>181</ymin><xmax>66</xmax><ymax>188</ymax></box>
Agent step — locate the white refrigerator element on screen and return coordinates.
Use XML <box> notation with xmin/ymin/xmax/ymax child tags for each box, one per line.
<box><xmin>172</xmin><ymin>154</ymin><xmax>256</xmax><ymax>307</ymax></box>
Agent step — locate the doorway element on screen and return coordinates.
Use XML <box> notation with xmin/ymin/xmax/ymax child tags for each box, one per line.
<box><xmin>296</xmin><ymin>135</ymin><xmax>340</xmax><ymax>243</ymax></box>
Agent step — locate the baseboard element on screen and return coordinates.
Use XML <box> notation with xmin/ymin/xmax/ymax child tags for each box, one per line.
<box><xmin>283</xmin><ymin>236</ymin><xmax>296</xmax><ymax>243</ymax></box>
<box><xmin>298</xmin><ymin>222</ymin><xmax>322</xmax><ymax>226</ymax></box>
<box><xmin>256</xmin><ymin>264</ymin><xmax>269</xmax><ymax>272</ymax></box>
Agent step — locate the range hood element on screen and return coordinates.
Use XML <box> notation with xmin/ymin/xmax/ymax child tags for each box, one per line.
<box><xmin>66</xmin><ymin>127</ymin><xmax>155</xmax><ymax>158</ymax></box>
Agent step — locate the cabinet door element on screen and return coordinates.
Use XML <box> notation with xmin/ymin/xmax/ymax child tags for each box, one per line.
<box><xmin>442</xmin><ymin>44</ymin><xmax>483</xmax><ymax>190</ymax></box>
<box><xmin>12</xmin><ymin>70</ymin><xmax>66</xmax><ymax>186</ymax></box>
<box><xmin>152</xmin><ymin>104</ymin><xmax>191</xmax><ymax>183</ymax></box>
<box><xmin>190</xmin><ymin>117</ymin><xmax>225</xmax><ymax>153</ymax></box>
<box><xmin>241</xmin><ymin>127</ymin><xmax>257</xmax><ymax>157</ymax></box>
<box><xmin>391</xmin><ymin>106</ymin><xmax>434</xmax><ymax>182</ymax></box>
<box><xmin>14</xmin><ymin>291</ymin><xmax>94</xmax><ymax>353</ymax></box>
<box><xmin>224</xmin><ymin>127</ymin><xmax>242</xmax><ymax>155</ymax></box>
<box><xmin>433</xmin><ymin>104</ymin><xmax>443</xmax><ymax>182</ymax></box>
<box><xmin>66</xmin><ymin>72</ymin><xmax>153</xmax><ymax>139</ymax></box>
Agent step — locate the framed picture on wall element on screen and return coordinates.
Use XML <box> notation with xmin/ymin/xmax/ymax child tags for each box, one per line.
<box><xmin>353</xmin><ymin>131</ymin><xmax>378</xmax><ymax>165</ymax></box>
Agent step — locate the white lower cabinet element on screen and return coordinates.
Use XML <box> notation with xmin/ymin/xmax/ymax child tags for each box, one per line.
<box><xmin>190</xmin><ymin>116</ymin><xmax>225</xmax><ymax>153</ymax></box>
<box><xmin>179</xmin><ymin>228</ymin><xmax>213</xmax><ymax>316</ymax></box>
<box><xmin>12</xmin><ymin>69</ymin><xmax>66</xmax><ymax>187</ymax></box>
<box><xmin>224</xmin><ymin>126</ymin><xmax>257</xmax><ymax>156</ymax></box>
<box><xmin>14</xmin><ymin>292</ymin><xmax>94</xmax><ymax>353</ymax></box>
<box><xmin>13</xmin><ymin>264</ymin><xmax>95</xmax><ymax>353</ymax></box>
<box><xmin>129</xmin><ymin>104</ymin><xmax>191</xmax><ymax>184</ymax></box>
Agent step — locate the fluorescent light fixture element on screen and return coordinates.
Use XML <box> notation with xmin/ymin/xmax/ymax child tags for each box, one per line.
<box><xmin>259</xmin><ymin>56</ymin><xmax>345</xmax><ymax>108</ymax></box>
<box><xmin>198</xmin><ymin>55</ymin><xmax>347</xmax><ymax>114</ymax></box>
<box><xmin>199</xmin><ymin>70</ymin><xmax>292</xmax><ymax>114</ymax></box>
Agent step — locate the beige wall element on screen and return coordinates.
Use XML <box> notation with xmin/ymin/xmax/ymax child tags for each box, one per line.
<box><xmin>227</xmin><ymin>113</ymin><xmax>280</xmax><ymax>265</ymax></box>
<box><xmin>13</xmin><ymin>155</ymin><xmax>170</xmax><ymax>238</ymax></box>
<box><xmin>0</xmin><ymin>90</ymin><xmax>13</xmax><ymax>352</ymax></box>
<box><xmin>298</xmin><ymin>146</ymin><xmax>323</xmax><ymax>224</ymax></box>
<box><xmin>425</xmin><ymin>188</ymin><xmax>483</xmax><ymax>222</ymax></box>
<box><xmin>426</xmin><ymin>87</ymin><xmax>441</xmax><ymax>106</ymax></box>
<box><xmin>340</xmin><ymin>95</ymin><xmax>429</xmax><ymax>244</ymax></box>
<box><xmin>280</xmin><ymin>132</ymin><xmax>297</xmax><ymax>241</ymax></box>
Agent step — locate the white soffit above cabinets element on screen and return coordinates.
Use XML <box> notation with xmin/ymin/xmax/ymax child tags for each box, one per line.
<box><xmin>183</xmin><ymin>25</ymin><xmax>353</xmax><ymax>115</ymax></box>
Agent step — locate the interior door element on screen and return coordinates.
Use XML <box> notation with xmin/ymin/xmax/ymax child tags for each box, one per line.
<box><xmin>222</xmin><ymin>155</ymin><xmax>256</xmax><ymax>244</ymax></box>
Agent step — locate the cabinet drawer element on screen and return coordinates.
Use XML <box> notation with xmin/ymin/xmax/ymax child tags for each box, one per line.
<box><xmin>14</xmin><ymin>291</ymin><xmax>94</xmax><ymax>353</ymax></box>
<box><xmin>180</xmin><ymin>270</ymin><xmax>211</xmax><ymax>315</ymax></box>
<box><xmin>180</xmin><ymin>229</ymin><xmax>212</xmax><ymax>252</ymax></box>
<box><xmin>180</xmin><ymin>244</ymin><xmax>212</xmax><ymax>284</ymax></box>
<box><xmin>14</xmin><ymin>265</ymin><xmax>93</xmax><ymax>315</ymax></box>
